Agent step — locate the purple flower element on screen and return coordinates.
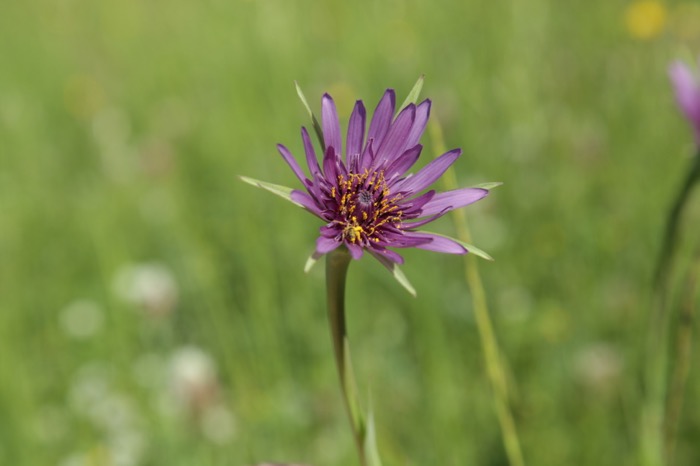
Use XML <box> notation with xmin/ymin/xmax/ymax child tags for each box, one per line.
<box><xmin>277</xmin><ymin>89</ymin><xmax>489</xmax><ymax>266</ymax></box>
<box><xmin>669</xmin><ymin>57</ymin><xmax>700</xmax><ymax>146</ymax></box>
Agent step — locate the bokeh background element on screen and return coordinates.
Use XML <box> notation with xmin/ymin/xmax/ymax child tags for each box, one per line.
<box><xmin>2</xmin><ymin>0</ymin><xmax>700</xmax><ymax>464</ymax></box>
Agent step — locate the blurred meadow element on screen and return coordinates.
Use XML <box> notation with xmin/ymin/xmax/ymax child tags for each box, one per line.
<box><xmin>2</xmin><ymin>0</ymin><xmax>700</xmax><ymax>464</ymax></box>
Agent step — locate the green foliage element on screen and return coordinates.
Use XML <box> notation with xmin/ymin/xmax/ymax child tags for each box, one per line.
<box><xmin>240</xmin><ymin>176</ymin><xmax>299</xmax><ymax>206</ymax></box>
<box><xmin>295</xmin><ymin>81</ymin><xmax>325</xmax><ymax>151</ymax></box>
<box><xmin>1</xmin><ymin>0</ymin><xmax>699</xmax><ymax>465</ymax></box>
<box><xmin>398</xmin><ymin>74</ymin><xmax>425</xmax><ymax>111</ymax></box>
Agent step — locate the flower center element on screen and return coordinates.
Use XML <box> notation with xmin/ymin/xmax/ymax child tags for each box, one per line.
<box><xmin>357</xmin><ymin>189</ymin><xmax>373</xmax><ymax>206</ymax></box>
<box><xmin>334</xmin><ymin>170</ymin><xmax>403</xmax><ymax>245</ymax></box>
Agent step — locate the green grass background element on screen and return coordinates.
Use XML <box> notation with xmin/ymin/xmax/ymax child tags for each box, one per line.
<box><xmin>2</xmin><ymin>0</ymin><xmax>700</xmax><ymax>464</ymax></box>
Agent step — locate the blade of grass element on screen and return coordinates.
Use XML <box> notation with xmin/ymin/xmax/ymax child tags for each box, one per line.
<box><xmin>429</xmin><ymin>118</ymin><xmax>525</xmax><ymax>466</ymax></box>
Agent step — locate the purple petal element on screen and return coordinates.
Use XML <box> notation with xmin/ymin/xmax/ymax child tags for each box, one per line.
<box><xmin>323</xmin><ymin>146</ymin><xmax>339</xmax><ymax>181</ymax></box>
<box><xmin>359</xmin><ymin>138</ymin><xmax>376</xmax><ymax>172</ymax></box>
<box><xmin>381</xmin><ymin>231</ymin><xmax>433</xmax><ymax>248</ymax></box>
<box><xmin>369</xmin><ymin>247</ymin><xmax>404</xmax><ymax>265</ymax></box>
<box><xmin>367</xmin><ymin>89</ymin><xmax>395</xmax><ymax>149</ymax></box>
<box><xmin>399</xmin><ymin>190</ymin><xmax>436</xmax><ymax>216</ymax></box>
<box><xmin>402</xmin><ymin>207</ymin><xmax>450</xmax><ymax>228</ymax></box>
<box><xmin>374</xmin><ymin>104</ymin><xmax>416</xmax><ymax>167</ymax></box>
<box><xmin>316</xmin><ymin>236</ymin><xmax>341</xmax><ymax>254</ymax></box>
<box><xmin>403</xmin><ymin>232</ymin><xmax>467</xmax><ymax>254</ymax></box>
<box><xmin>385</xmin><ymin>144</ymin><xmax>422</xmax><ymax>180</ymax></box>
<box><xmin>277</xmin><ymin>144</ymin><xmax>307</xmax><ymax>185</ymax></box>
<box><xmin>322</xmin><ymin>93</ymin><xmax>342</xmax><ymax>154</ymax></box>
<box><xmin>320</xmin><ymin>224</ymin><xmax>340</xmax><ymax>237</ymax></box>
<box><xmin>419</xmin><ymin>188</ymin><xmax>489</xmax><ymax>217</ymax></box>
<box><xmin>291</xmin><ymin>190</ymin><xmax>324</xmax><ymax>217</ymax></box>
<box><xmin>301</xmin><ymin>127</ymin><xmax>322</xmax><ymax>179</ymax></box>
<box><xmin>336</xmin><ymin>155</ymin><xmax>348</xmax><ymax>178</ymax></box>
<box><xmin>346</xmin><ymin>100</ymin><xmax>366</xmax><ymax>161</ymax></box>
<box><xmin>347</xmin><ymin>243</ymin><xmax>364</xmax><ymax>260</ymax></box>
<box><xmin>403</xmin><ymin>99</ymin><xmax>431</xmax><ymax>150</ymax></box>
<box><xmin>392</xmin><ymin>148</ymin><xmax>461</xmax><ymax>193</ymax></box>
<box><xmin>348</xmin><ymin>152</ymin><xmax>360</xmax><ymax>173</ymax></box>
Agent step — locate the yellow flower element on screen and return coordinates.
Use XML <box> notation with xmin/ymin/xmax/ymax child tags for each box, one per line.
<box><xmin>625</xmin><ymin>0</ymin><xmax>668</xmax><ymax>40</ymax></box>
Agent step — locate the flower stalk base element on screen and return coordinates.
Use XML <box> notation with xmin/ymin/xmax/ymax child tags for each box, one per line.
<box><xmin>326</xmin><ymin>248</ymin><xmax>371</xmax><ymax>466</ymax></box>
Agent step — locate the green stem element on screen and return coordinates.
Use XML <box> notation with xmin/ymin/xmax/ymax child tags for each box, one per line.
<box><xmin>429</xmin><ymin>121</ymin><xmax>525</xmax><ymax>466</ymax></box>
<box><xmin>326</xmin><ymin>248</ymin><xmax>367</xmax><ymax>466</ymax></box>
<box><xmin>642</xmin><ymin>152</ymin><xmax>700</xmax><ymax>466</ymax></box>
<box><xmin>664</xmin><ymin>245</ymin><xmax>700</xmax><ymax>464</ymax></box>
<box><xmin>653</xmin><ymin>153</ymin><xmax>700</xmax><ymax>291</ymax></box>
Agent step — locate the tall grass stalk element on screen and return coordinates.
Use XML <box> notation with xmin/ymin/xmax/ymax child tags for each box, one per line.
<box><xmin>429</xmin><ymin>120</ymin><xmax>525</xmax><ymax>466</ymax></box>
<box><xmin>664</xmin><ymin>245</ymin><xmax>700</xmax><ymax>464</ymax></box>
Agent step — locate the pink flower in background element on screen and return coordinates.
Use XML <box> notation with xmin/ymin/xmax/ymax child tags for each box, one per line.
<box><xmin>669</xmin><ymin>57</ymin><xmax>700</xmax><ymax>146</ymax></box>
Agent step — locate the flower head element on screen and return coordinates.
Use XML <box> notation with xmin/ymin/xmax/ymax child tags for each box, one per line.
<box><xmin>277</xmin><ymin>88</ymin><xmax>489</xmax><ymax>266</ymax></box>
<box><xmin>669</xmin><ymin>56</ymin><xmax>700</xmax><ymax>146</ymax></box>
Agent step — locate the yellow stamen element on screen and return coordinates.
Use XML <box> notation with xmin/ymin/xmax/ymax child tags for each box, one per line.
<box><xmin>333</xmin><ymin>169</ymin><xmax>405</xmax><ymax>245</ymax></box>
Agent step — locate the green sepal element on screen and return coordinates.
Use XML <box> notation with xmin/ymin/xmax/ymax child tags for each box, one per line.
<box><xmin>474</xmin><ymin>181</ymin><xmax>503</xmax><ymax>190</ymax></box>
<box><xmin>294</xmin><ymin>81</ymin><xmax>325</xmax><ymax>150</ymax></box>
<box><xmin>422</xmin><ymin>230</ymin><xmax>494</xmax><ymax>261</ymax></box>
<box><xmin>398</xmin><ymin>75</ymin><xmax>425</xmax><ymax>112</ymax></box>
<box><xmin>304</xmin><ymin>250</ymin><xmax>322</xmax><ymax>273</ymax></box>
<box><xmin>239</xmin><ymin>176</ymin><xmax>301</xmax><ymax>206</ymax></box>
<box><xmin>391</xmin><ymin>263</ymin><xmax>417</xmax><ymax>297</ymax></box>
<box><xmin>369</xmin><ymin>252</ymin><xmax>418</xmax><ymax>296</ymax></box>
<box><xmin>371</xmin><ymin>252</ymin><xmax>416</xmax><ymax>298</ymax></box>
